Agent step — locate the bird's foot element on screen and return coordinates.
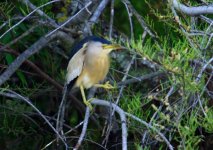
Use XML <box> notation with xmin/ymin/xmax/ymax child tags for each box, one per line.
<box><xmin>95</xmin><ymin>81</ymin><xmax>115</xmax><ymax>89</ymax></box>
<box><xmin>103</xmin><ymin>81</ymin><xmax>114</xmax><ymax>89</ymax></box>
<box><xmin>83</xmin><ymin>98</ymin><xmax>94</xmax><ymax>110</ymax></box>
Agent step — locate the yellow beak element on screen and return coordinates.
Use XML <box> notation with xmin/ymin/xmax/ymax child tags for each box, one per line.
<box><xmin>102</xmin><ymin>44</ymin><xmax>125</xmax><ymax>51</ymax></box>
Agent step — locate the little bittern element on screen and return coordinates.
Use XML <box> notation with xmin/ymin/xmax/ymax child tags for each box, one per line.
<box><xmin>66</xmin><ymin>36</ymin><xmax>123</xmax><ymax>109</ymax></box>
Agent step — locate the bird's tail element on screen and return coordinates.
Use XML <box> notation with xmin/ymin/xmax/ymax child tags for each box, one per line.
<box><xmin>66</xmin><ymin>78</ymin><xmax>77</xmax><ymax>92</ymax></box>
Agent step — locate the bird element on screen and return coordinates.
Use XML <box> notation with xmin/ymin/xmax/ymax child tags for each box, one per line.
<box><xmin>65</xmin><ymin>36</ymin><xmax>123</xmax><ymax>109</ymax></box>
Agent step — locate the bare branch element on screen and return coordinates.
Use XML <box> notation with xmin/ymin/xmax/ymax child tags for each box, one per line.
<box><xmin>74</xmin><ymin>107</ymin><xmax>90</xmax><ymax>150</ymax></box>
<box><xmin>20</xmin><ymin>0</ymin><xmax>57</xmax><ymax>26</ymax></box>
<box><xmin>122</xmin><ymin>1</ymin><xmax>134</xmax><ymax>40</ymax></box>
<box><xmin>56</xmin><ymin>85</ymin><xmax>68</xmax><ymax>142</ymax></box>
<box><xmin>89</xmin><ymin>0</ymin><xmax>110</xmax><ymax>23</ymax></box>
<box><xmin>83</xmin><ymin>0</ymin><xmax>110</xmax><ymax>35</ymax></box>
<box><xmin>0</xmin><ymin>25</ymin><xmax>38</xmax><ymax>51</ymax></box>
<box><xmin>0</xmin><ymin>32</ymin><xmax>57</xmax><ymax>86</ymax></box>
<box><xmin>122</xmin><ymin>0</ymin><xmax>158</xmax><ymax>40</ymax></box>
<box><xmin>117</xmin><ymin>71</ymin><xmax>166</xmax><ymax>86</ymax></box>
<box><xmin>103</xmin><ymin>53</ymin><xmax>136</xmax><ymax>145</ymax></box>
<box><xmin>109</xmin><ymin>0</ymin><xmax>115</xmax><ymax>39</ymax></box>
<box><xmin>171</xmin><ymin>0</ymin><xmax>213</xmax><ymax>16</ymax></box>
<box><xmin>91</xmin><ymin>99</ymin><xmax>128</xmax><ymax>150</ymax></box>
<box><xmin>196</xmin><ymin>57</ymin><xmax>213</xmax><ymax>83</ymax></box>
<box><xmin>74</xmin><ymin>87</ymin><xmax>99</xmax><ymax>150</ymax></box>
<box><xmin>41</xmin><ymin>121</ymin><xmax>84</xmax><ymax>150</ymax></box>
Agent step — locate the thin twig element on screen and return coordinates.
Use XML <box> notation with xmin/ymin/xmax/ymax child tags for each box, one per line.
<box><xmin>142</xmin><ymin>105</ymin><xmax>163</xmax><ymax>144</ymax></box>
<box><xmin>109</xmin><ymin>0</ymin><xmax>115</xmax><ymax>40</ymax></box>
<box><xmin>196</xmin><ymin>57</ymin><xmax>213</xmax><ymax>83</ymax></box>
<box><xmin>21</xmin><ymin>0</ymin><xmax>57</xmax><ymax>26</ymax></box>
<box><xmin>0</xmin><ymin>0</ymin><xmax>60</xmax><ymax>39</ymax></box>
<box><xmin>121</xmin><ymin>0</ymin><xmax>157</xmax><ymax>40</ymax></box>
<box><xmin>1</xmin><ymin>47</ymin><xmax>85</xmax><ymax>112</ymax></box>
<box><xmin>89</xmin><ymin>0</ymin><xmax>110</xmax><ymax>23</ymax></box>
<box><xmin>142</xmin><ymin>85</ymin><xmax>175</xmax><ymax>144</ymax></box>
<box><xmin>201</xmin><ymin>22</ymin><xmax>213</xmax><ymax>49</ymax></box>
<box><xmin>0</xmin><ymin>25</ymin><xmax>38</xmax><ymax>52</ymax></box>
<box><xmin>74</xmin><ymin>86</ymin><xmax>97</xmax><ymax>150</ymax></box>
<box><xmin>117</xmin><ymin>54</ymin><xmax>136</xmax><ymax>102</ymax></box>
<box><xmin>197</xmin><ymin>94</ymin><xmax>207</xmax><ymax>116</ymax></box>
<box><xmin>0</xmin><ymin>16</ymin><xmax>39</xmax><ymax>30</ymax></box>
<box><xmin>83</xmin><ymin>0</ymin><xmax>110</xmax><ymax>35</ymax></box>
<box><xmin>46</xmin><ymin>1</ymin><xmax>92</xmax><ymax>37</ymax></box>
<box><xmin>170</xmin><ymin>6</ymin><xmax>197</xmax><ymax>49</ymax></box>
<box><xmin>199</xmin><ymin>15</ymin><xmax>213</xmax><ymax>24</ymax></box>
<box><xmin>91</xmin><ymin>99</ymin><xmax>128</xmax><ymax>150</ymax></box>
<box><xmin>56</xmin><ymin>85</ymin><xmax>68</xmax><ymax>143</ymax></box>
<box><xmin>123</xmin><ymin>1</ymin><xmax>134</xmax><ymax>40</ymax></box>
<box><xmin>118</xmin><ymin>71</ymin><xmax>165</xmax><ymax>87</ymax></box>
<box><xmin>0</xmin><ymin>31</ymin><xmax>57</xmax><ymax>86</ymax></box>
<box><xmin>125</xmin><ymin>112</ymin><xmax>173</xmax><ymax>150</ymax></box>
<box><xmin>204</xmin><ymin>33</ymin><xmax>213</xmax><ymax>50</ymax></box>
<box><xmin>171</xmin><ymin>0</ymin><xmax>213</xmax><ymax>16</ymax></box>
<box><xmin>41</xmin><ymin>121</ymin><xmax>84</xmax><ymax>150</ymax></box>
<box><xmin>74</xmin><ymin>107</ymin><xmax>90</xmax><ymax>150</ymax></box>
<box><xmin>0</xmin><ymin>89</ymin><xmax>68</xmax><ymax>150</ymax></box>
<box><xmin>103</xmin><ymin>53</ymin><xmax>136</xmax><ymax>146</ymax></box>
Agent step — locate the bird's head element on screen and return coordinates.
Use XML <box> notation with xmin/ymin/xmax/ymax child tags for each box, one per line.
<box><xmin>86</xmin><ymin>41</ymin><xmax>123</xmax><ymax>56</ymax></box>
<box><xmin>82</xmin><ymin>36</ymin><xmax>124</xmax><ymax>56</ymax></box>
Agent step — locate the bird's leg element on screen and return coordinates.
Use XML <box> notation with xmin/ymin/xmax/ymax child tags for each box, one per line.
<box><xmin>94</xmin><ymin>81</ymin><xmax>115</xmax><ymax>89</ymax></box>
<box><xmin>80</xmin><ymin>85</ymin><xmax>93</xmax><ymax>110</ymax></box>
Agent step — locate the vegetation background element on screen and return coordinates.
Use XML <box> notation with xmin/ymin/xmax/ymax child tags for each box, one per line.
<box><xmin>0</xmin><ymin>0</ymin><xmax>212</xmax><ymax>149</ymax></box>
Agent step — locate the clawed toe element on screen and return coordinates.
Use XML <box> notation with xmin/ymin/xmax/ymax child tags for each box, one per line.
<box><xmin>84</xmin><ymin>98</ymin><xmax>94</xmax><ymax>110</ymax></box>
<box><xmin>103</xmin><ymin>81</ymin><xmax>115</xmax><ymax>89</ymax></box>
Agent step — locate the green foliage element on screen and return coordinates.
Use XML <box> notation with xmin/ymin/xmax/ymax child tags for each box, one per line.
<box><xmin>177</xmin><ymin>111</ymin><xmax>203</xmax><ymax>149</ymax></box>
<box><xmin>122</xmin><ymin>92</ymin><xmax>143</xmax><ymax>116</ymax></box>
<box><xmin>120</xmin><ymin>31</ymin><xmax>209</xmax><ymax>149</ymax></box>
<box><xmin>0</xmin><ymin>0</ymin><xmax>212</xmax><ymax>149</ymax></box>
<box><xmin>5</xmin><ymin>54</ymin><xmax>27</xmax><ymax>86</ymax></box>
<box><xmin>0</xmin><ymin>99</ymin><xmax>33</xmax><ymax>137</ymax></box>
<box><xmin>69</xmin><ymin>109</ymin><xmax>79</xmax><ymax>125</ymax></box>
<box><xmin>133</xmin><ymin>37</ymin><xmax>205</xmax><ymax>96</ymax></box>
<box><xmin>201</xmin><ymin>108</ymin><xmax>213</xmax><ymax>133</ymax></box>
<box><xmin>0</xmin><ymin>1</ymin><xmax>14</xmax><ymax>18</ymax></box>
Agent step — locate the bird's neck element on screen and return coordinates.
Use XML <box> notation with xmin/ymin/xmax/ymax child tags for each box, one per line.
<box><xmin>86</xmin><ymin>53</ymin><xmax>109</xmax><ymax>66</ymax></box>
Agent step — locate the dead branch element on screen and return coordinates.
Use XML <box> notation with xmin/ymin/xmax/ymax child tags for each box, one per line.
<box><xmin>171</xmin><ymin>0</ymin><xmax>213</xmax><ymax>16</ymax></box>
<box><xmin>196</xmin><ymin>57</ymin><xmax>213</xmax><ymax>83</ymax></box>
<box><xmin>91</xmin><ymin>99</ymin><xmax>128</xmax><ymax>150</ymax></box>
<box><xmin>89</xmin><ymin>0</ymin><xmax>110</xmax><ymax>23</ymax></box>
<box><xmin>0</xmin><ymin>25</ymin><xmax>38</xmax><ymax>51</ymax></box>
<box><xmin>117</xmin><ymin>71</ymin><xmax>166</xmax><ymax>86</ymax></box>
<box><xmin>0</xmin><ymin>32</ymin><xmax>57</xmax><ymax>86</ymax></box>
<box><xmin>41</xmin><ymin>121</ymin><xmax>84</xmax><ymax>150</ymax></box>
<box><xmin>74</xmin><ymin>107</ymin><xmax>90</xmax><ymax>150</ymax></box>
<box><xmin>109</xmin><ymin>0</ymin><xmax>115</xmax><ymax>39</ymax></box>
<box><xmin>121</xmin><ymin>0</ymin><xmax>158</xmax><ymax>40</ymax></box>
<box><xmin>20</xmin><ymin>0</ymin><xmax>57</xmax><ymax>26</ymax></box>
